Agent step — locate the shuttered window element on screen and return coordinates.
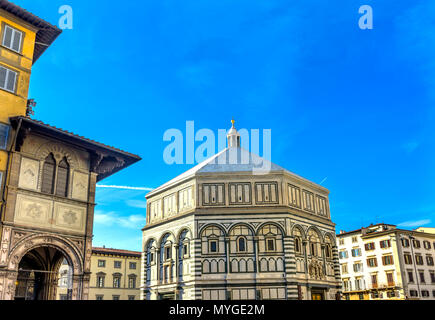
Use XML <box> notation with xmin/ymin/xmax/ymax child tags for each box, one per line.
<box><xmin>56</xmin><ymin>157</ymin><xmax>69</xmax><ymax>197</ymax></box>
<box><xmin>2</xmin><ymin>25</ymin><xmax>23</xmax><ymax>53</ymax></box>
<box><xmin>0</xmin><ymin>65</ymin><xmax>17</xmax><ymax>93</ymax></box>
<box><xmin>41</xmin><ymin>154</ymin><xmax>56</xmax><ymax>194</ymax></box>
<box><xmin>0</xmin><ymin>123</ymin><xmax>9</xmax><ymax>150</ymax></box>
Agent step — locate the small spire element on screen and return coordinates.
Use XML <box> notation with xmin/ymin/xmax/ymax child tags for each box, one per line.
<box><xmin>227</xmin><ymin>119</ymin><xmax>240</xmax><ymax>148</ymax></box>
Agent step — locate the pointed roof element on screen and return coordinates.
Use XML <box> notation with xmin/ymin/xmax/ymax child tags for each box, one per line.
<box><xmin>147</xmin><ymin>146</ymin><xmax>326</xmax><ymax>197</ymax></box>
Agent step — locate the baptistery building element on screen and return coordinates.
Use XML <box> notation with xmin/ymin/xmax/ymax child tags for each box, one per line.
<box><xmin>140</xmin><ymin>121</ymin><xmax>341</xmax><ymax>300</ymax></box>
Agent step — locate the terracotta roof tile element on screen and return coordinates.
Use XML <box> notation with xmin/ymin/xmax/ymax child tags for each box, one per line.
<box><xmin>92</xmin><ymin>247</ymin><xmax>141</xmax><ymax>257</ymax></box>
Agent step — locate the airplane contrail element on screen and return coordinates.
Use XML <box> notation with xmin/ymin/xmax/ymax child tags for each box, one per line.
<box><xmin>96</xmin><ymin>185</ymin><xmax>154</xmax><ymax>191</ymax></box>
<box><xmin>319</xmin><ymin>177</ymin><xmax>328</xmax><ymax>185</ymax></box>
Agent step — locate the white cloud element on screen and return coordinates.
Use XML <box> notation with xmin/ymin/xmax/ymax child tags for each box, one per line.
<box><xmin>397</xmin><ymin>219</ymin><xmax>431</xmax><ymax>228</ymax></box>
<box><xmin>402</xmin><ymin>141</ymin><xmax>420</xmax><ymax>153</ymax></box>
<box><xmin>94</xmin><ymin>210</ymin><xmax>146</xmax><ymax>229</ymax></box>
<box><xmin>126</xmin><ymin>200</ymin><xmax>148</xmax><ymax>209</ymax></box>
<box><xmin>96</xmin><ymin>185</ymin><xmax>154</xmax><ymax>191</ymax></box>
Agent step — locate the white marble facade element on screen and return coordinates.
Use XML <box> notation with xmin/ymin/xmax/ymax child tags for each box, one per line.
<box><xmin>141</xmin><ymin>123</ymin><xmax>341</xmax><ymax>300</ymax></box>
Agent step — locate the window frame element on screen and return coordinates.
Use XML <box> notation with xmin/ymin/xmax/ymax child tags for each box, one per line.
<box><xmin>1</xmin><ymin>24</ymin><xmax>24</xmax><ymax>53</ymax></box>
<box><xmin>265</xmin><ymin>237</ymin><xmax>276</xmax><ymax>252</ymax></box>
<box><xmin>208</xmin><ymin>239</ymin><xmax>218</xmax><ymax>253</ymax></box>
<box><xmin>237</xmin><ymin>236</ymin><xmax>247</xmax><ymax>253</ymax></box>
<box><xmin>164</xmin><ymin>245</ymin><xmax>172</xmax><ymax>261</ymax></box>
<box><xmin>128</xmin><ymin>276</ymin><xmax>136</xmax><ymax>289</ymax></box>
<box><xmin>96</xmin><ymin>275</ymin><xmax>105</xmax><ymax>288</ymax></box>
<box><xmin>0</xmin><ymin>123</ymin><xmax>9</xmax><ymax>150</ymax></box>
<box><xmin>0</xmin><ymin>65</ymin><xmax>18</xmax><ymax>94</ymax></box>
<box><xmin>113</xmin><ymin>275</ymin><xmax>121</xmax><ymax>288</ymax></box>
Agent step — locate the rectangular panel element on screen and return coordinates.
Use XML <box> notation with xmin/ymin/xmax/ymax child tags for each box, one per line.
<box><xmin>71</xmin><ymin>171</ymin><xmax>89</xmax><ymax>201</ymax></box>
<box><xmin>203</xmin><ymin>185</ymin><xmax>210</xmax><ymax>204</ymax></box>
<box><xmin>270</xmin><ymin>184</ymin><xmax>276</xmax><ymax>202</ymax></box>
<box><xmin>229</xmin><ymin>183</ymin><xmax>251</xmax><ymax>205</ymax></box>
<box><xmin>53</xmin><ymin>202</ymin><xmax>86</xmax><ymax>233</ymax></box>
<box><xmin>202</xmin><ymin>184</ymin><xmax>225</xmax><ymax>206</ymax></box>
<box><xmin>14</xmin><ymin>194</ymin><xmax>52</xmax><ymax>227</ymax></box>
<box><xmin>264</xmin><ymin>184</ymin><xmax>269</xmax><ymax>201</ymax></box>
<box><xmin>18</xmin><ymin>157</ymin><xmax>39</xmax><ymax>190</ymax></box>
<box><xmin>237</xmin><ymin>185</ymin><xmax>243</xmax><ymax>203</ymax></box>
<box><xmin>255</xmin><ymin>182</ymin><xmax>279</xmax><ymax>204</ymax></box>
<box><xmin>211</xmin><ymin>185</ymin><xmax>216</xmax><ymax>203</ymax></box>
<box><xmin>218</xmin><ymin>185</ymin><xmax>223</xmax><ymax>203</ymax></box>
<box><xmin>244</xmin><ymin>184</ymin><xmax>250</xmax><ymax>203</ymax></box>
<box><xmin>257</xmin><ymin>184</ymin><xmax>263</xmax><ymax>202</ymax></box>
<box><xmin>231</xmin><ymin>184</ymin><xmax>236</xmax><ymax>203</ymax></box>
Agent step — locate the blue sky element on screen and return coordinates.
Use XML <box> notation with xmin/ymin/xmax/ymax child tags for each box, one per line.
<box><xmin>13</xmin><ymin>0</ymin><xmax>435</xmax><ymax>251</ymax></box>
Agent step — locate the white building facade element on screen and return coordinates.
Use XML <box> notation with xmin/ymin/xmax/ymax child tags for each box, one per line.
<box><xmin>337</xmin><ymin>224</ymin><xmax>435</xmax><ymax>300</ymax></box>
<box><xmin>140</xmin><ymin>122</ymin><xmax>342</xmax><ymax>300</ymax></box>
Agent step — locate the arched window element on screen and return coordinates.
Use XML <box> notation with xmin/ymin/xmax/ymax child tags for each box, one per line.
<box><xmin>41</xmin><ymin>153</ymin><xmax>56</xmax><ymax>194</ymax></box>
<box><xmin>324</xmin><ymin>235</ymin><xmax>333</xmax><ymax>260</ymax></box>
<box><xmin>308</xmin><ymin>229</ymin><xmax>321</xmax><ymax>257</ymax></box>
<box><xmin>238</xmin><ymin>237</ymin><xmax>246</xmax><ymax>252</ymax></box>
<box><xmin>293</xmin><ymin>227</ymin><xmax>303</xmax><ymax>255</ymax></box>
<box><xmin>56</xmin><ymin>157</ymin><xmax>69</xmax><ymax>197</ymax></box>
<box><xmin>178</xmin><ymin>230</ymin><xmax>189</xmax><ymax>279</ymax></box>
<box><xmin>295</xmin><ymin>237</ymin><xmax>301</xmax><ymax>253</ymax></box>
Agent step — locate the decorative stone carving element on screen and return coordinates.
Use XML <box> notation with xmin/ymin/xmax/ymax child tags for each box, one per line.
<box><xmin>18</xmin><ymin>157</ymin><xmax>40</xmax><ymax>190</ymax></box>
<box><xmin>308</xmin><ymin>259</ymin><xmax>324</xmax><ymax>280</ymax></box>
<box><xmin>71</xmin><ymin>171</ymin><xmax>89</xmax><ymax>201</ymax></box>
<box><xmin>53</xmin><ymin>203</ymin><xmax>85</xmax><ymax>233</ymax></box>
<box><xmin>12</xmin><ymin>230</ymin><xmax>29</xmax><ymax>247</ymax></box>
<box><xmin>14</xmin><ymin>194</ymin><xmax>52</xmax><ymax>227</ymax></box>
<box><xmin>26</xmin><ymin>203</ymin><xmax>43</xmax><ymax>219</ymax></box>
<box><xmin>222</xmin><ymin>223</ymin><xmax>232</xmax><ymax>230</ymax></box>
<box><xmin>0</xmin><ymin>227</ymin><xmax>12</xmax><ymax>265</ymax></box>
<box><xmin>36</xmin><ymin>142</ymin><xmax>79</xmax><ymax>169</ymax></box>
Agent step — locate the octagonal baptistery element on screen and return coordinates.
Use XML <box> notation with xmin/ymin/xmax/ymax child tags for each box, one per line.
<box><xmin>141</xmin><ymin>122</ymin><xmax>341</xmax><ymax>300</ymax></box>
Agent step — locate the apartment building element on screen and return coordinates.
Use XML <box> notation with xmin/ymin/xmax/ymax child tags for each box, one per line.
<box><xmin>56</xmin><ymin>247</ymin><xmax>141</xmax><ymax>300</ymax></box>
<box><xmin>337</xmin><ymin>223</ymin><xmax>435</xmax><ymax>300</ymax></box>
<box><xmin>89</xmin><ymin>247</ymin><xmax>141</xmax><ymax>300</ymax></box>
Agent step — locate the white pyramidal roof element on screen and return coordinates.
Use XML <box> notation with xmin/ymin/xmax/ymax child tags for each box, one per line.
<box><xmin>147</xmin><ymin>146</ymin><xmax>324</xmax><ymax>197</ymax></box>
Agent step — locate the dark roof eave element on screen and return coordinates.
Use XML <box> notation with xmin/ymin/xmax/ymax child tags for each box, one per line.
<box><xmin>0</xmin><ymin>0</ymin><xmax>62</xmax><ymax>63</ymax></box>
<box><xmin>10</xmin><ymin>116</ymin><xmax>141</xmax><ymax>182</ymax></box>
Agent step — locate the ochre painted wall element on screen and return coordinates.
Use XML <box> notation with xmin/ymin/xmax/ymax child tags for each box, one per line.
<box><xmin>0</xmin><ymin>9</ymin><xmax>37</xmax><ymax>171</ymax></box>
<box><xmin>0</xmin><ymin>10</ymin><xmax>37</xmax><ymax>122</ymax></box>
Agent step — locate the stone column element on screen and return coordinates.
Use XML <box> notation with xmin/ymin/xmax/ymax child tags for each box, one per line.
<box><xmin>175</xmin><ymin>244</ymin><xmax>179</xmax><ymax>280</ymax></box>
<box><xmin>156</xmin><ymin>249</ymin><xmax>161</xmax><ymax>283</ymax></box>
<box><xmin>225</xmin><ymin>237</ymin><xmax>230</xmax><ymax>273</ymax></box>
<box><xmin>2</xmin><ymin>270</ymin><xmax>18</xmax><ymax>300</ymax></box>
<box><xmin>81</xmin><ymin>272</ymin><xmax>91</xmax><ymax>300</ymax></box>
<box><xmin>71</xmin><ymin>274</ymin><xmax>83</xmax><ymax>300</ymax></box>
<box><xmin>321</xmin><ymin>244</ymin><xmax>327</xmax><ymax>277</ymax></box>
<box><xmin>253</xmin><ymin>236</ymin><xmax>259</xmax><ymax>273</ymax></box>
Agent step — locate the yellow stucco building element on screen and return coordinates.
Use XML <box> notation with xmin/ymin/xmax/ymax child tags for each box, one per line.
<box><xmin>57</xmin><ymin>247</ymin><xmax>142</xmax><ymax>300</ymax></box>
<box><xmin>88</xmin><ymin>247</ymin><xmax>141</xmax><ymax>300</ymax></box>
<box><xmin>0</xmin><ymin>0</ymin><xmax>61</xmax><ymax>181</ymax></box>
